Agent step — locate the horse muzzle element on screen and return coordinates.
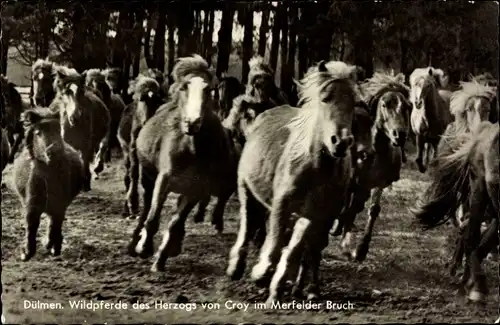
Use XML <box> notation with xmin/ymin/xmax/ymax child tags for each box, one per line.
<box><xmin>331</xmin><ymin>135</ymin><xmax>354</xmax><ymax>158</ymax></box>
<box><xmin>182</xmin><ymin>118</ymin><xmax>201</xmax><ymax>135</ymax></box>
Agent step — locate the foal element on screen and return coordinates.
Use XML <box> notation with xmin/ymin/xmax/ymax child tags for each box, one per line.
<box><xmin>12</xmin><ymin>108</ymin><xmax>84</xmax><ymax>261</ymax></box>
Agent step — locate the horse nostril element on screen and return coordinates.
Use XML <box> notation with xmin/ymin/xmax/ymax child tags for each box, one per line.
<box><xmin>331</xmin><ymin>135</ymin><xmax>338</xmax><ymax>145</ymax></box>
<box><xmin>392</xmin><ymin>130</ymin><xmax>398</xmax><ymax>138</ymax></box>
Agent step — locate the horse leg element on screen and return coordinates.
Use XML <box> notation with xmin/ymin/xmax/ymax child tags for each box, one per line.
<box><xmin>339</xmin><ymin>188</ymin><xmax>370</xmax><ymax>257</ymax></box>
<box><xmin>227</xmin><ymin>182</ymin><xmax>265</xmax><ymax>280</ymax></box>
<box><xmin>127</xmin><ymin>167</ymin><xmax>155</xmax><ymax>257</ymax></box>
<box><xmin>304</xmin><ymin>245</ymin><xmax>323</xmax><ymax>301</ymax></box>
<box><xmin>8</xmin><ymin>128</ymin><xmax>23</xmax><ymax>163</ymax></box>
<box><xmin>82</xmin><ymin>155</ymin><xmax>92</xmax><ymax>192</ymax></box>
<box><xmin>122</xmin><ymin>153</ymin><xmax>131</xmax><ymax>217</ymax></box>
<box><xmin>194</xmin><ymin>195</ymin><xmax>209</xmax><ymax>224</ymax></box>
<box><xmin>126</xmin><ymin>147</ymin><xmax>140</xmax><ymax>218</ymax></box>
<box><xmin>251</xmin><ymin>190</ymin><xmax>294</xmax><ymax>285</ymax></box>
<box><xmin>135</xmin><ymin>171</ymin><xmax>171</xmax><ymax>258</ymax></box>
<box><xmin>266</xmin><ymin>217</ymin><xmax>310</xmax><ymax>307</ymax></box>
<box><xmin>46</xmin><ymin>212</ymin><xmax>64</xmax><ymax>256</ymax></box>
<box><xmin>461</xmin><ymin>179</ymin><xmax>486</xmax><ymax>301</ymax></box>
<box><xmin>292</xmin><ymin>261</ymin><xmax>309</xmax><ymax>299</ymax></box>
<box><xmin>151</xmin><ymin>195</ymin><xmax>197</xmax><ymax>272</ymax></box>
<box><xmin>211</xmin><ymin>190</ymin><xmax>233</xmax><ymax>233</ymax></box>
<box><xmin>415</xmin><ymin>134</ymin><xmax>426</xmax><ymax>173</ymax></box>
<box><xmin>20</xmin><ymin>205</ymin><xmax>42</xmax><ymax>261</ymax></box>
<box><xmin>353</xmin><ymin>187</ymin><xmax>383</xmax><ymax>262</ymax></box>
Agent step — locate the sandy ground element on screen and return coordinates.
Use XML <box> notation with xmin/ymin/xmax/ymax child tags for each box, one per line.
<box><xmin>1</xmin><ymin>152</ymin><xmax>498</xmax><ymax>324</ymax></box>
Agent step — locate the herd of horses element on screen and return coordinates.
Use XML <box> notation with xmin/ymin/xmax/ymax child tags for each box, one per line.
<box><xmin>1</xmin><ymin>53</ymin><xmax>498</xmax><ymax>307</ymax></box>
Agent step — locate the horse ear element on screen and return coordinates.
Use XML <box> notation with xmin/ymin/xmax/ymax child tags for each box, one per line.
<box><xmin>81</xmin><ymin>70</ymin><xmax>88</xmax><ymax>79</ymax></box>
<box><xmin>318</xmin><ymin>60</ymin><xmax>328</xmax><ymax>72</ymax></box>
<box><xmin>395</xmin><ymin>73</ymin><xmax>406</xmax><ymax>84</ymax></box>
<box><xmin>21</xmin><ymin>110</ymin><xmax>42</xmax><ymax>126</ymax></box>
<box><xmin>428</xmin><ymin>68</ymin><xmax>433</xmax><ymax>77</ymax></box>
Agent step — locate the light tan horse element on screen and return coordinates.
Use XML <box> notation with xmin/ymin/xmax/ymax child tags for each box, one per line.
<box><xmin>409</xmin><ymin>67</ymin><xmax>453</xmax><ymax>173</ymax></box>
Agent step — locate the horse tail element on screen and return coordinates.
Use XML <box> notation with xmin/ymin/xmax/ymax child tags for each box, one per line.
<box><xmin>412</xmin><ymin>136</ymin><xmax>473</xmax><ymax>229</ymax></box>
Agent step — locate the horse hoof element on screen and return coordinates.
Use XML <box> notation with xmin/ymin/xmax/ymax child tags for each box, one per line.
<box><xmin>151</xmin><ymin>262</ymin><xmax>165</xmax><ymax>273</ymax></box>
<box><xmin>227</xmin><ymin>260</ymin><xmax>246</xmax><ymax>281</ymax></box>
<box><xmin>353</xmin><ymin>248</ymin><xmax>367</xmax><ymax>262</ymax></box>
<box><xmin>292</xmin><ymin>286</ymin><xmax>304</xmax><ymax>299</ymax></box>
<box><xmin>128</xmin><ymin>215</ymin><xmax>137</xmax><ymax>220</ymax></box>
<box><xmin>1</xmin><ymin>183</ymin><xmax>6</xmax><ymax>189</ymax></box>
<box><xmin>215</xmin><ymin>224</ymin><xmax>223</xmax><ymax>234</ymax></box>
<box><xmin>468</xmin><ymin>290</ymin><xmax>484</xmax><ymax>302</ymax></box>
<box><xmin>50</xmin><ymin>248</ymin><xmax>61</xmax><ymax>256</ymax></box>
<box><xmin>265</xmin><ymin>297</ymin><xmax>278</xmax><ymax>309</ymax></box>
<box><xmin>20</xmin><ymin>251</ymin><xmax>33</xmax><ymax>261</ymax></box>
<box><xmin>307</xmin><ymin>292</ymin><xmax>320</xmax><ymax>301</ymax></box>
<box><xmin>127</xmin><ymin>244</ymin><xmax>138</xmax><ymax>257</ymax></box>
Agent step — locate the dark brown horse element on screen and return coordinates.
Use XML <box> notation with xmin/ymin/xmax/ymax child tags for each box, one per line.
<box><xmin>32</xmin><ymin>59</ymin><xmax>57</xmax><ymax>107</ymax></box>
<box><xmin>1</xmin><ymin>75</ymin><xmax>27</xmax><ymax>163</ymax></box>
<box><xmin>83</xmin><ymin>69</ymin><xmax>126</xmax><ymax>162</ymax></box>
<box><xmin>103</xmin><ymin>67</ymin><xmax>132</xmax><ymax>104</ymax></box>
<box><xmin>413</xmin><ymin>121</ymin><xmax>499</xmax><ymax>303</ymax></box>
<box><xmin>332</xmin><ymin>72</ymin><xmax>411</xmax><ymax>262</ymax></box>
<box><xmin>1</xmin><ymin>127</ymin><xmax>10</xmax><ymax>171</ymax></box>
<box><xmin>50</xmin><ymin>66</ymin><xmax>110</xmax><ymax>191</ymax></box>
<box><xmin>215</xmin><ymin>75</ymin><xmax>244</xmax><ymax>119</ymax></box>
<box><xmin>118</xmin><ymin>75</ymin><xmax>164</xmax><ymax>217</ymax></box>
<box><xmin>410</xmin><ymin>67</ymin><xmax>453</xmax><ymax>173</ymax></box>
<box><xmin>227</xmin><ymin>60</ymin><xmax>359</xmax><ymax>305</ymax></box>
<box><xmin>12</xmin><ymin>107</ymin><xmax>85</xmax><ymax>261</ymax></box>
<box><xmin>128</xmin><ymin>55</ymin><xmax>239</xmax><ymax>273</ymax></box>
<box><xmin>144</xmin><ymin>68</ymin><xmax>169</xmax><ymax>100</ymax></box>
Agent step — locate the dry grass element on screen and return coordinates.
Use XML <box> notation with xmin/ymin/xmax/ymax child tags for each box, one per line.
<box><xmin>1</xmin><ymin>152</ymin><xmax>498</xmax><ymax>323</ymax></box>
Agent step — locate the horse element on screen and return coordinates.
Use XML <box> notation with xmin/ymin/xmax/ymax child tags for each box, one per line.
<box><xmin>103</xmin><ymin>67</ymin><xmax>132</xmax><ymax>104</ymax></box>
<box><xmin>127</xmin><ymin>55</ymin><xmax>240</xmax><ymax>273</ymax></box>
<box><xmin>12</xmin><ymin>107</ymin><xmax>85</xmax><ymax>261</ymax></box>
<box><xmin>32</xmin><ymin>58</ymin><xmax>57</xmax><ymax>107</ymax></box>
<box><xmin>1</xmin><ymin>127</ymin><xmax>10</xmax><ymax>171</ymax></box>
<box><xmin>413</xmin><ymin>121</ymin><xmax>499</xmax><ymax>303</ymax></box>
<box><xmin>83</xmin><ymin>69</ymin><xmax>126</xmax><ymax>162</ymax></box>
<box><xmin>471</xmin><ymin>73</ymin><xmax>499</xmax><ymax>124</ymax></box>
<box><xmin>50</xmin><ymin>66</ymin><xmax>111</xmax><ymax>191</ymax></box>
<box><xmin>329</xmin><ymin>72</ymin><xmax>411</xmax><ymax>262</ymax></box>
<box><xmin>118</xmin><ymin>75</ymin><xmax>164</xmax><ymax>218</ymax></box>
<box><xmin>431</xmin><ymin>80</ymin><xmax>497</xmax><ymax>274</ymax></box>
<box><xmin>144</xmin><ymin>68</ymin><xmax>169</xmax><ymax>100</ymax></box>
<box><xmin>1</xmin><ymin>75</ymin><xmax>27</xmax><ymax>163</ymax></box>
<box><xmin>227</xmin><ymin>60</ymin><xmax>359</xmax><ymax>305</ymax></box>
<box><xmin>409</xmin><ymin>67</ymin><xmax>453</xmax><ymax>173</ymax></box>
<box><xmin>216</xmin><ymin>75</ymin><xmax>244</xmax><ymax>119</ymax></box>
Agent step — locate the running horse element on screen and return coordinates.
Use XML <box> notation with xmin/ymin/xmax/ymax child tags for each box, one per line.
<box><xmin>12</xmin><ymin>107</ymin><xmax>85</xmax><ymax>261</ymax></box>
<box><xmin>409</xmin><ymin>67</ymin><xmax>453</xmax><ymax>173</ymax></box>
<box><xmin>119</xmin><ymin>74</ymin><xmax>164</xmax><ymax>218</ymax></box>
<box><xmin>32</xmin><ymin>58</ymin><xmax>57</xmax><ymax>107</ymax></box>
<box><xmin>331</xmin><ymin>72</ymin><xmax>411</xmax><ymax>261</ymax></box>
<box><xmin>215</xmin><ymin>74</ymin><xmax>244</xmax><ymax>119</ymax></box>
<box><xmin>83</xmin><ymin>69</ymin><xmax>126</xmax><ymax>162</ymax></box>
<box><xmin>128</xmin><ymin>55</ymin><xmax>240</xmax><ymax>273</ymax></box>
<box><xmin>1</xmin><ymin>75</ymin><xmax>27</xmax><ymax>163</ymax></box>
<box><xmin>413</xmin><ymin>121</ymin><xmax>499</xmax><ymax>303</ymax></box>
<box><xmin>49</xmin><ymin>66</ymin><xmax>111</xmax><ymax>191</ymax></box>
<box><xmin>227</xmin><ymin>60</ymin><xmax>359</xmax><ymax>305</ymax></box>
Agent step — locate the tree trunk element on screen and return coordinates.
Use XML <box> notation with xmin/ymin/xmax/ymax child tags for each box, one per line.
<box><xmin>166</xmin><ymin>13</ymin><xmax>176</xmax><ymax>81</ymax></box>
<box><xmin>297</xmin><ymin>6</ymin><xmax>310</xmax><ymax>78</ymax></box>
<box><xmin>258</xmin><ymin>3</ymin><xmax>270</xmax><ymax>57</ymax></box>
<box><xmin>287</xmin><ymin>4</ymin><xmax>297</xmax><ymax>84</ymax></box>
<box><xmin>70</xmin><ymin>4</ymin><xmax>86</xmax><ymax>71</ymax></box>
<box><xmin>202</xmin><ymin>10</ymin><xmax>210</xmax><ymax>57</ymax></box>
<box><xmin>353</xmin><ymin>3</ymin><xmax>374</xmax><ymax>78</ymax></box>
<box><xmin>132</xmin><ymin>9</ymin><xmax>145</xmax><ymax>77</ymax></box>
<box><xmin>1</xmin><ymin>33</ymin><xmax>9</xmax><ymax>75</ymax></box>
<box><xmin>144</xmin><ymin>11</ymin><xmax>153</xmax><ymax>68</ymax></box>
<box><xmin>241</xmin><ymin>7</ymin><xmax>254</xmax><ymax>84</ymax></box>
<box><xmin>153</xmin><ymin>4</ymin><xmax>166</xmax><ymax>72</ymax></box>
<box><xmin>269</xmin><ymin>3</ymin><xmax>281</xmax><ymax>73</ymax></box>
<box><xmin>205</xmin><ymin>9</ymin><xmax>215</xmax><ymax>65</ymax></box>
<box><xmin>112</xmin><ymin>5</ymin><xmax>129</xmax><ymax>68</ymax></box>
<box><xmin>216</xmin><ymin>1</ymin><xmax>234</xmax><ymax>78</ymax></box>
<box><xmin>280</xmin><ymin>5</ymin><xmax>289</xmax><ymax>90</ymax></box>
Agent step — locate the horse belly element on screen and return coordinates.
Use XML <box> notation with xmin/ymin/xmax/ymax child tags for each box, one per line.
<box><xmin>168</xmin><ymin>168</ymin><xmax>212</xmax><ymax>199</ymax></box>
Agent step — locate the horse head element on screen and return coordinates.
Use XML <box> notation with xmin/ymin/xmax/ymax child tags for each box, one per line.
<box><xmin>32</xmin><ymin>58</ymin><xmax>57</xmax><ymax>107</ymax></box>
<box><xmin>103</xmin><ymin>68</ymin><xmax>122</xmax><ymax>94</ymax></box>
<box><xmin>364</xmin><ymin>72</ymin><xmax>411</xmax><ymax>147</ymax></box>
<box><xmin>82</xmin><ymin>69</ymin><xmax>111</xmax><ymax>103</ymax></box>
<box><xmin>128</xmin><ymin>74</ymin><xmax>163</xmax><ymax>123</ymax></box>
<box><xmin>295</xmin><ymin>60</ymin><xmax>360</xmax><ymax>158</ymax></box>
<box><xmin>170</xmin><ymin>55</ymin><xmax>214</xmax><ymax>135</ymax></box>
<box><xmin>450</xmin><ymin>80</ymin><xmax>497</xmax><ymax>132</ymax></box>
<box><xmin>246</xmin><ymin>56</ymin><xmax>278</xmax><ymax>105</ymax></box>
<box><xmin>22</xmin><ymin>107</ymin><xmax>63</xmax><ymax>164</ymax></box>
<box><xmin>53</xmin><ymin>66</ymin><xmax>85</xmax><ymax>126</ymax></box>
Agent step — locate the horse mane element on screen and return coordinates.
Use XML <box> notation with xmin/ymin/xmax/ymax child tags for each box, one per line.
<box><xmin>53</xmin><ymin>65</ymin><xmax>81</xmax><ymax>92</ymax></box>
<box><xmin>127</xmin><ymin>75</ymin><xmax>160</xmax><ymax>101</ymax></box>
<box><xmin>361</xmin><ymin>72</ymin><xmax>409</xmax><ymax>118</ymax></box>
<box><xmin>247</xmin><ymin>55</ymin><xmax>273</xmax><ymax>85</ymax></box>
<box><xmin>22</xmin><ymin>107</ymin><xmax>60</xmax><ymax>160</ymax></box>
<box><xmin>287</xmin><ymin>61</ymin><xmax>359</xmax><ymax>166</ymax></box>
<box><xmin>450</xmin><ymin>80</ymin><xmax>497</xmax><ymax>117</ymax></box>
<box><xmin>470</xmin><ymin>72</ymin><xmax>497</xmax><ymax>86</ymax></box>
<box><xmin>168</xmin><ymin>55</ymin><xmax>214</xmax><ymax>103</ymax></box>
<box><xmin>410</xmin><ymin>67</ymin><xmax>448</xmax><ymax>89</ymax></box>
<box><xmin>85</xmin><ymin>69</ymin><xmax>105</xmax><ymax>81</ymax></box>
<box><xmin>32</xmin><ymin>58</ymin><xmax>55</xmax><ymax>72</ymax></box>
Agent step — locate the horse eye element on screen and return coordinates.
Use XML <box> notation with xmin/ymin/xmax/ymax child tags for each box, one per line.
<box><xmin>34</xmin><ymin>129</ymin><xmax>41</xmax><ymax>135</ymax></box>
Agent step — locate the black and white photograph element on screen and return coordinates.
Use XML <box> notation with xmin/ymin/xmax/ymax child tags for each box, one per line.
<box><xmin>1</xmin><ymin>0</ymin><xmax>498</xmax><ymax>323</ymax></box>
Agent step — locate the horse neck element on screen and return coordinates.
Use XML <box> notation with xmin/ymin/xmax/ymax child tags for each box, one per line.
<box><xmin>424</xmin><ymin>85</ymin><xmax>450</xmax><ymax>125</ymax></box>
<box><xmin>372</xmin><ymin>123</ymin><xmax>392</xmax><ymax>156</ymax></box>
<box><xmin>192</xmin><ymin>111</ymin><xmax>228</xmax><ymax>156</ymax></box>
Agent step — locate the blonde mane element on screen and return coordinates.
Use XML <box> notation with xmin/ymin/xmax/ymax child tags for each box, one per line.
<box><xmin>53</xmin><ymin>65</ymin><xmax>81</xmax><ymax>93</ymax></box>
<box><xmin>32</xmin><ymin>58</ymin><xmax>55</xmax><ymax>72</ymax></box>
<box><xmin>286</xmin><ymin>61</ymin><xmax>359</xmax><ymax>166</ymax></box>
<box><xmin>450</xmin><ymin>80</ymin><xmax>497</xmax><ymax>117</ymax></box>
<box><xmin>247</xmin><ymin>55</ymin><xmax>274</xmax><ymax>86</ymax></box>
<box><xmin>85</xmin><ymin>69</ymin><xmax>105</xmax><ymax>83</ymax></box>
<box><xmin>168</xmin><ymin>55</ymin><xmax>214</xmax><ymax>102</ymax></box>
<box><xmin>410</xmin><ymin>67</ymin><xmax>448</xmax><ymax>89</ymax></box>
<box><xmin>127</xmin><ymin>75</ymin><xmax>160</xmax><ymax>101</ymax></box>
<box><xmin>361</xmin><ymin>71</ymin><xmax>409</xmax><ymax>104</ymax></box>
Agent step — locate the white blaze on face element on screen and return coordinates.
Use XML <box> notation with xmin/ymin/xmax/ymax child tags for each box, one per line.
<box><xmin>411</xmin><ymin>85</ymin><xmax>422</xmax><ymax>105</ymax></box>
<box><xmin>148</xmin><ymin>91</ymin><xmax>153</xmax><ymax>98</ymax></box>
<box><xmin>184</xmin><ymin>76</ymin><xmax>208</xmax><ymax>122</ymax></box>
<box><xmin>65</xmin><ymin>83</ymin><xmax>79</xmax><ymax>124</ymax></box>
